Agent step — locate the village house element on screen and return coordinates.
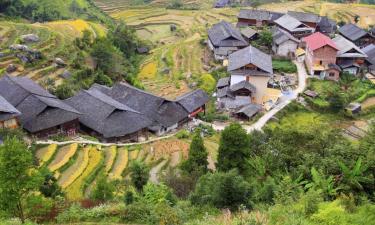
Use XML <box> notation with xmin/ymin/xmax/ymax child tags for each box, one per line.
<box><xmin>175</xmin><ymin>89</ymin><xmax>209</xmax><ymax>118</ymax></box>
<box><xmin>94</xmin><ymin>83</ymin><xmax>208</xmax><ymax>136</ymax></box>
<box><xmin>227</xmin><ymin>45</ymin><xmax>273</xmax><ymax>104</ymax></box>
<box><xmin>236</xmin><ymin>9</ymin><xmax>283</xmax><ymax>27</ymax></box>
<box><xmin>303</xmin><ymin>32</ymin><xmax>341</xmax><ymax>80</ymax></box>
<box><xmin>65</xmin><ymin>87</ymin><xmax>152</xmax><ymax>143</ymax></box>
<box><xmin>332</xmin><ymin>35</ymin><xmax>368</xmax><ymax>75</ymax></box>
<box><xmin>287</xmin><ymin>11</ymin><xmax>321</xmax><ymax>28</ymax></box>
<box><xmin>0</xmin><ymin>75</ymin><xmax>80</xmax><ymax>137</ymax></box>
<box><xmin>207</xmin><ymin>21</ymin><xmax>248</xmax><ymax>61</ymax></box>
<box><xmin>362</xmin><ymin>44</ymin><xmax>375</xmax><ymax>74</ymax></box>
<box><xmin>274</xmin><ymin>14</ymin><xmax>315</xmax><ymax>39</ymax></box>
<box><xmin>272</xmin><ymin>28</ymin><xmax>300</xmax><ymax>57</ymax></box>
<box><xmin>240</xmin><ymin>27</ymin><xmax>258</xmax><ymax>42</ymax></box>
<box><xmin>338</xmin><ymin>24</ymin><xmax>375</xmax><ymax>48</ymax></box>
<box><xmin>0</xmin><ymin>95</ymin><xmax>21</xmax><ymax>130</ymax></box>
<box><xmin>316</xmin><ymin>16</ymin><xmax>337</xmax><ymax>36</ymax></box>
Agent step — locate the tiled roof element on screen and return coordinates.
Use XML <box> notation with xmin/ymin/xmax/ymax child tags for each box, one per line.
<box><xmin>303</xmin><ymin>32</ymin><xmax>337</xmax><ymax>51</ymax></box>
<box><xmin>208</xmin><ymin>21</ymin><xmax>248</xmax><ymax>47</ymax></box>
<box><xmin>338</xmin><ymin>24</ymin><xmax>368</xmax><ymax>41</ymax></box>
<box><xmin>332</xmin><ymin>35</ymin><xmax>367</xmax><ymax>58</ymax></box>
<box><xmin>287</xmin><ymin>11</ymin><xmax>321</xmax><ymax>23</ymax></box>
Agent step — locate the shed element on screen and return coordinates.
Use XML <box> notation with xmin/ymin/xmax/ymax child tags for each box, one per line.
<box><xmin>235</xmin><ymin>104</ymin><xmax>261</xmax><ymax>120</ymax></box>
<box><xmin>304</xmin><ymin>90</ymin><xmax>318</xmax><ymax>98</ymax></box>
<box><xmin>241</xmin><ymin>27</ymin><xmax>258</xmax><ymax>41</ymax></box>
<box><xmin>345</xmin><ymin>102</ymin><xmax>361</xmax><ymax>115</ymax></box>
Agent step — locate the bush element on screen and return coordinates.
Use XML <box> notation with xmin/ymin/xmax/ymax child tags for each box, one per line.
<box><xmin>143</xmin><ymin>183</ymin><xmax>177</xmax><ymax>206</ymax></box>
<box><xmin>198</xmin><ymin>74</ymin><xmax>216</xmax><ymax>94</ymax></box>
<box><xmin>190</xmin><ymin>170</ymin><xmax>252</xmax><ymax>211</ymax></box>
<box><xmin>176</xmin><ymin>129</ymin><xmax>190</xmax><ymax>139</ymax></box>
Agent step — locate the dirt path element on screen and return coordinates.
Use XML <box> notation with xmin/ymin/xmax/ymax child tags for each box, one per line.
<box><xmin>149</xmin><ymin>159</ymin><xmax>168</xmax><ymax>184</ymax></box>
<box><xmin>362</xmin><ymin>97</ymin><xmax>375</xmax><ymax>109</ymax></box>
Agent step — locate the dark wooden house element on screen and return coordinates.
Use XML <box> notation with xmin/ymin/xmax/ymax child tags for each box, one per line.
<box><xmin>0</xmin><ymin>75</ymin><xmax>80</xmax><ymax>137</ymax></box>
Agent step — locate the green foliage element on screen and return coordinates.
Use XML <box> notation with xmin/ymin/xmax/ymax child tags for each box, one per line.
<box><xmin>124</xmin><ymin>191</ymin><xmax>134</xmax><ymax>205</ymax></box>
<box><xmin>198</xmin><ymin>73</ymin><xmax>216</xmax><ymax>94</ymax></box>
<box><xmin>54</xmin><ymin>82</ymin><xmax>75</xmax><ymax>100</ymax></box>
<box><xmin>175</xmin><ymin>129</ymin><xmax>190</xmax><ymax>139</ymax></box>
<box><xmin>305</xmin><ymin>167</ymin><xmax>338</xmax><ymax>200</ymax></box>
<box><xmin>338</xmin><ymin>158</ymin><xmax>373</xmax><ymax>194</ymax></box>
<box><xmin>272</xmin><ymin>59</ymin><xmax>297</xmax><ymax>73</ymax></box>
<box><xmin>0</xmin><ymin>137</ymin><xmax>43</xmax><ymax>223</ymax></box>
<box><xmin>129</xmin><ymin>160</ymin><xmax>150</xmax><ymax>192</ymax></box>
<box><xmin>181</xmin><ymin>131</ymin><xmax>209</xmax><ymax>176</ymax></box>
<box><xmin>91</xmin><ymin>172</ymin><xmax>115</xmax><ymax>201</ymax></box>
<box><xmin>190</xmin><ymin>170</ymin><xmax>252</xmax><ymax>211</ymax></box>
<box><xmin>39</xmin><ymin>168</ymin><xmax>64</xmax><ymax>198</ymax></box>
<box><xmin>255</xmin><ymin>28</ymin><xmax>273</xmax><ymax>49</ymax></box>
<box><xmin>216</xmin><ymin>123</ymin><xmax>250</xmax><ymax>175</ymax></box>
<box><xmin>143</xmin><ymin>183</ymin><xmax>177</xmax><ymax>206</ymax></box>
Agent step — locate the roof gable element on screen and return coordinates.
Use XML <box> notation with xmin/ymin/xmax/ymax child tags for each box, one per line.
<box><xmin>238</xmin><ymin>9</ymin><xmax>270</xmax><ymax>21</ymax></box>
<box><xmin>228</xmin><ymin>45</ymin><xmax>273</xmax><ymax>74</ymax></box>
<box><xmin>175</xmin><ymin>89</ymin><xmax>209</xmax><ymax>113</ymax></box>
<box><xmin>275</xmin><ymin>14</ymin><xmax>309</xmax><ymax>32</ymax></box>
<box><xmin>332</xmin><ymin>35</ymin><xmax>367</xmax><ymax>58</ymax></box>
<box><xmin>208</xmin><ymin>21</ymin><xmax>248</xmax><ymax>47</ymax></box>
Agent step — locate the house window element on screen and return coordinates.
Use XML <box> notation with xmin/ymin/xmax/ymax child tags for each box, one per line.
<box><xmin>329</xmin><ymin>72</ymin><xmax>335</xmax><ymax>77</ymax></box>
<box><xmin>319</xmin><ymin>60</ymin><xmax>323</xmax><ymax>65</ymax></box>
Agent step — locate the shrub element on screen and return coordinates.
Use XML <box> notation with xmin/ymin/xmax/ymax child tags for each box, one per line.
<box><xmin>143</xmin><ymin>183</ymin><xmax>177</xmax><ymax>206</ymax></box>
<box><xmin>198</xmin><ymin>73</ymin><xmax>216</xmax><ymax>94</ymax></box>
<box><xmin>176</xmin><ymin>129</ymin><xmax>190</xmax><ymax>139</ymax></box>
<box><xmin>272</xmin><ymin>59</ymin><xmax>297</xmax><ymax>73</ymax></box>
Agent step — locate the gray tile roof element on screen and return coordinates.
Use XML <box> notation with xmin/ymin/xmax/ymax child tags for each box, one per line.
<box><xmin>241</xmin><ymin>27</ymin><xmax>257</xmax><ymax>39</ymax></box>
<box><xmin>332</xmin><ymin>35</ymin><xmax>367</xmax><ymax>58</ymax></box>
<box><xmin>338</xmin><ymin>24</ymin><xmax>368</xmax><ymax>41</ymax></box>
<box><xmin>98</xmin><ymin>83</ymin><xmax>188</xmax><ymax>128</ymax></box>
<box><xmin>175</xmin><ymin>89</ymin><xmax>209</xmax><ymax>113</ymax></box>
<box><xmin>317</xmin><ymin>16</ymin><xmax>337</xmax><ymax>34</ymax></box>
<box><xmin>362</xmin><ymin>44</ymin><xmax>375</xmax><ymax>65</ymax></box>
<box><xmin>238</xmin><ymin>9</ymin><xmax>270</xmax><ymax>21</ymax></box>
<box><xmin>65</xmin><ymin>89</ymin><xmax>152</xmax><ymax>138</ymax></box>
<box><xmin>228</xmin><ymin>45</ymin><xmax>273</xmax><ymax>75</ymax></box>
<box><xmin>0</xmin><ymin>95</ymin><xmax>21</xmax><ymax>122</ymax></box>
<box><xmin>274</xmin><ymin>14</ymin><xmax>313</xmax><ymax>32</ymax></box>
<box><xmin>216</xmin><ymin>77</ymin><xmax>230</xmax><ymax>88</ymax></box>
<box><xmin>287</xmin><ymin>11</ymin><xmax>321</xmax><ymax>23</ymax></box>
<box><xmin>0</xmin><ymin>75</ymin><xmax>80</xmax><ymax>133</ymax></box>
<box><xmin>229</xmin><ymin>80</ymin><xmax>256</xmax><ymax>93</ymax></box>
<box><xmin>272</xmin><ymin>28</ymin><xmax>299</xmax><ymax>45</ymax></box>
<box><xmin>217</xmin><ymin>86</ymin><xmax>233</xmax><ymax>98</ymax></box>
<box><xmin>208</xmin><ymin>21</ymin><xmax>248</xmax><ymax>47</ymax></box>
<box><xmin>235</xmin><ymin>104</ymin><xmax>261</xmax><ymax>118</ymax></box>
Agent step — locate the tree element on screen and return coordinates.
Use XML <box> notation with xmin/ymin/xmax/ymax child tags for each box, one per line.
<box><xmin>0</xmin><ymin>137</ymin><xmax>43</xmax><ymax>223</ymax></box>
<box><xmin>110</xmin><ymin>22</ymin><xmax>138</xmax><ymax>58</ymax></box>
<box><xmin>190</xmin><ymin>170</ymin><xmax>252</xmax><ymax>211</ymax></box>
<box><xmin>129</xmin><ymin>160</ymin><xmax>149</xmax><ymax>192</ymax></box>
<box><xmin>257</xmin><ymin>28</ymin><xmax>273</xmax><ymax>50</ymax></box>
<box><xmin>181</xmin><ymin>131</ymin><xmax>209</xmax><ymax>176</ymax></box>
<box><xmin>327</xmin><ymin>91</ymin><xmax>345</xmax><ymax>113</ymax></box>
<box><xmin>39</xmin><ymin>168</ymin><xmax>63</xmax><ymax>198</ymax></box>
<box><xmin>91</xmin><ymin>172</ymin><xmax>115</xmax><ymax>201</ymax></box>
<box><xmin>198</xmin><ymin>74</ymin><xmax>216</xmax><ymax>94</ymax></box>
<box><xmin>54</xmin><ymin>83</ymin><xmax>74</xmax><ymax>100</ymax></box>
<box><xmin>216</xmin><ymin>123</ymin><xmax>250</xmax><ymax>175</ymax></box>
<box><xmin>94</xmin><ymin>70</ymin><xmax>113</xmax><ymax>87</ymax></box>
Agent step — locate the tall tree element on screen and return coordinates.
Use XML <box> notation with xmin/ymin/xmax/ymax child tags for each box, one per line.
<box><xmin>129</xmin><ymin>160</ymin><xmax>150</xmax><ymax>192</ymax></box>
<box><xmin>181</xmin><ymin>131</ymin><xmax>209</xmax><ymax>176</ymax></box>
<box><xmin>0</xmin><ymin>137</ymin><xmax>43</xmax><ymax>223</ymax></box>
<box><xmin>216</xmin><ymin>123</ymin><xmax>250</xmax><ymax>175</ymax></box>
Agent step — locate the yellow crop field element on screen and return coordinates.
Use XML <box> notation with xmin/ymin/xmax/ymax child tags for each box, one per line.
<box><xmin>58</xmin><ymin>147</ymin><xmax>90</xmax><ymax>189</ymax></box>
<box><xmin>48</xmin><ymin>144</ymin><xmax>78</xmax><ymax>172</ymax></box>
<box><xmin>129</xmin><ymin>149</ymin><xmax>139</xmax><ymax>160</ymax></box>
<box><xmin>109</xmin><ymin>148</ymin><xmax>128</xmax><ymax>180</ymax></box>
<box><xmin>65</xmin><ymin>147</ymin><xmax>103</xmax><ymax>200</ymax></box>
<box><xmin>36</xmin><ymin>144</ymin><xmax>57</xmax><ymax>166</ymax></box>
<box><xmin>42</xmin><ymin>19</ymin><xmax>107</xmax><ymax>38</ymax></box>
<box><xmin>138</xmin><ymin>62</ymin><xmax>158</xmax><ymax>79</ymax></box>
<box><xmin>105</xmin><ymin>146</ymin><xmax>117</xmax><ymax>173</ymax></box>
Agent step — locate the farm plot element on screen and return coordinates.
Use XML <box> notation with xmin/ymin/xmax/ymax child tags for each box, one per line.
<box><xmin>47</xmin><ymin>144</ymin><xmax>78</xmax><ymax>172</ymax></box>
<box><xmin>36</xmin><ymin>144</ymin><xmax>57</xmax><ymax>166</ymax></box>
<box><xmin>65</xmin><ymin>146</ymin><xmax>103</xmax><ymax>200</ymax></box>
<box><xmin>109</xmin><ymin>148</ymin><xmax>129</xmax><ymax>180</ymax></box>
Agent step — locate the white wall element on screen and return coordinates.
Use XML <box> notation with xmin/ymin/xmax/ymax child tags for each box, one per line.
<box><xmin>230</xmin><ymin>74</ymin><xmax>270</xmax><ymax>104</ymax></box>
<box><xmin>230</xmin><ymin>75</ymin><xmax>246</xmax><ymax>85</ymax></box>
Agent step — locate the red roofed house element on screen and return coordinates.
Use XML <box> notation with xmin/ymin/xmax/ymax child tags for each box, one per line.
<box><xmin>303</xmin><ymin>32</ymin><xmax>341</xmax><ymax>81</ymax></box>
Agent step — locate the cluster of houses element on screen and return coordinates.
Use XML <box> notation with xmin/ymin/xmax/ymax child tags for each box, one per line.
<box><xmin>207</xmin><ymin>9</ymin><xmax>375</xmax><ymax>119</ymax></box>
<box><xmin>0</xmin><ymin>75</ymin><xmax>209</xmax><ymax>142</ymax></box>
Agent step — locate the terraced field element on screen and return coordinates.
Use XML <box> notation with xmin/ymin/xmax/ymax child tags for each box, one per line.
<box><xmin>35</xmin><ymin>137</ymin><xmax>196</xmax><ymax>200</ymax></box>
<box><xmin>0</xmin><ymin>20</ymin><xmax>106</xmax><ymax>85</ymax></box>
<box><xmin>108</xmin><ymin>7</ymin><xmax>236</xmax><ymax>98</ymax></box>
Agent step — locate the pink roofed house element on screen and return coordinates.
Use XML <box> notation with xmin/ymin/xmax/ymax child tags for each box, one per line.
<box><xmin>303</xmin><ymin>32</ymin><xmax>341</xmax><ymax>81</ymax></box>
